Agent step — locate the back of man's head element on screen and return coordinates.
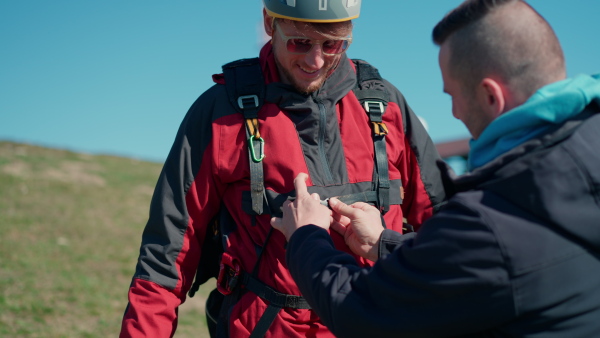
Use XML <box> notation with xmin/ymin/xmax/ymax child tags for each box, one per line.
<box><xmin>432</xmin><ymin>0</ymin><xmax>566</xmax><ymax>99</ymax></box>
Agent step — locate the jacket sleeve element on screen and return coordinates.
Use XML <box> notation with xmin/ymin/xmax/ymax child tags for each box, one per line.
<box><xmin>377</xmin><ymin>229</ymin><xmax>416</xmax><ymax>259</ymax></box>
<box><xmin>386</xmin><ymin>81</ymin><xmax>448</xmax><ymax>228</ymax></box>
<box><xmin>120</xmin><ymin>85</ymin><xmax>226</xmax><ymax>337</ymax></box>
<box><xmin>286</xmin><ymin>196</ymin><xmax>514</xmax><ymax>338</ymax></box>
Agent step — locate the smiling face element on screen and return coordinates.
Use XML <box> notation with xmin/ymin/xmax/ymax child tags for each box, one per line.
<box><xmin>265</xmin><ymin>16</ymin><xmax>352</xmax><ymax>95</ymax></box>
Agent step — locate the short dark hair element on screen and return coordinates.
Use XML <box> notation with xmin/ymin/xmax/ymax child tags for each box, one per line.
<box><xmin>432</xmin><ymin>0</ymin><xmax>565</xmax><ymax>98</ymax></box>
<box><xmin>432</xmin><ymin>0</ymin><xmax>516</xmax><ymax>46</ymax></box>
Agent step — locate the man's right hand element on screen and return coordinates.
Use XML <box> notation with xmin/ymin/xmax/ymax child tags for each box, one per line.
<box><xmin>329</xmin><ymin>198</ymin><xmax>384</xmax><ymax>262</ymax></box>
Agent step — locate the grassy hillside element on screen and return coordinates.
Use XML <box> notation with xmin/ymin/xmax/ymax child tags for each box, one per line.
<box><xmin>0</xmin><ymin>141</ymin><xmax>212</xmax><ymax>337</ymax></box>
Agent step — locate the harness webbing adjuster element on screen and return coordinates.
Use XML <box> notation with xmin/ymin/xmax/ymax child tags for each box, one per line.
<box><xmin>238</xmin><ymin>95</ymin><xmax>259</xmax><ymax>110</ymax></box>
<box><xmin>363</xmin><ymin>100</ymin><xmax>385</xmax><ymax>115</ymax></box>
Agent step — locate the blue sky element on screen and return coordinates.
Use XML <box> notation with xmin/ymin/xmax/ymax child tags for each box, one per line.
<box><xmin>1</xmin><ymin>1</ymin><xmax>598</xmax><ymax>163</ymax></box>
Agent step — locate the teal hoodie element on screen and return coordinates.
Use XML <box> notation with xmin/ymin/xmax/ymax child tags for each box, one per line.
<box><xmin>468</xmin><ymin>73</ymin><xmax>600</xmax><ymax>171</ymax></box>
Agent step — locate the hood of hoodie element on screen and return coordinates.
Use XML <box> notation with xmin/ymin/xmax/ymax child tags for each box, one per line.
<box><xmin>453</xmin><ymin>94</ymin><xmax>600</xmax><ymax>252</ymax></box>
<box><xmin>469</xmin><ymin>74</ymin><xmax>600</xmax><ymax>171</ymax></box>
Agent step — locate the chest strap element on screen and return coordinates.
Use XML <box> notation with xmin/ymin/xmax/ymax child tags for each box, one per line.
<box><xmin>223</xmin><ymin>57</ymin><xmax>267</xmax><ymax>215</ymax></box>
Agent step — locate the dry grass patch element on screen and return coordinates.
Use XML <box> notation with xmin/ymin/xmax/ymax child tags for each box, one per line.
<box><xmin>0</xmin><ymin>141</ymin><xmax>211</xmax><ymax>337</ymax></box>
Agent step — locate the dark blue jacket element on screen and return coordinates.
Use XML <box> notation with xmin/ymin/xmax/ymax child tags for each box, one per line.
<box><xmin>286</xmin><ymin>101</ymin><xmax>600</xmax><ymax>337</ymax></box>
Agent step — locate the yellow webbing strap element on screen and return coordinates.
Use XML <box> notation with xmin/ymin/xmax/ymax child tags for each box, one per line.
<box><xmin>246</xmin><ymin>118</ymin><xmax>261</xmax><ymax>139</ymax></box>
<box><xmin>371</xmin><ymin>121</ymin><xmax>389</xmax><ymax>136</ymax></box>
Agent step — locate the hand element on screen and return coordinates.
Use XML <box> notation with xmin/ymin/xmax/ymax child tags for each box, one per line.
<box><xmin>271</xmin><ymin>173</ymin><xmax>333</xmax><ymax>241</ymax></box>
<box><xmin>329</xmin><ymin>199</ymin><xmax>384</xmax><ymax>262</ymax></box>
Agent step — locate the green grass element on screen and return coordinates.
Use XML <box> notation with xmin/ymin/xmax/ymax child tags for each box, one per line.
<box><xmin>0</xmin><ymin>141</ymin><xmax>213</xmax><ymax>337</ymax></box>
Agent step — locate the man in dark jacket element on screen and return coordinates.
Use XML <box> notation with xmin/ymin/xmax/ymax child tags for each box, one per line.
<box><xmin>272</xmin><ymin>0</ymin><xmax>600</xmax><ymax>337</ymax></box>
<box><xmin>120</xmin><ymin>1</ymin><xmax>447</xmax><ymax>337</ymax></box>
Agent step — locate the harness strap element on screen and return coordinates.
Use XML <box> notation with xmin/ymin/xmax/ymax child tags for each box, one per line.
<box><xmin>216</xmin><ymin>227</ymin><xmax>310</xmax><ymax>338</ymax></box>
<box><xmin>242</xmin><ymin>182</ymin><xmax>404</xmax><ymax>218</ymax></box>
<box><xmin>352</xmin><ymin>59</ymin><xmax>393</xmax><ymax>214</ymax></box>
<box><xmin>373</xmin><ymin>133</ymin><xmax>390</xmax><ymax>214</ymax></box>
<box><xmin>217</xmin><ymin>272</ymin><xmax>311</xmax><ymax>338</ymax></box>
<box><xmin>246</xmin><ymin>123</ymin><xmax>266</xmax><ymax>214</ymax></box>
<box><xmin>244</xmin><ymin>276</ymin><xmax>312</xmax><ymax>309</ymax></box>
<box><xmin>244</xmin><ymin>273</ymin><xmax>312</xmax><ymax>338</ymax></box>
<box><xmin>245</xmin><ymin>227</ymin><xmax>311</xmax><ymax>338</ymax></box>
<box><xmin>335</xmin><ymin>191</ymin><xmax>378</xmax><ymax>205</ymax></box>
<box><xmin>223</xmin><ymin>58</ymin><xmax>264</xmax><ymax>118</ymax></box>
<box><xmin>251</xmin><ymin>305</ymin><xmax>281</xmax><ymax>338</ymax></box>
<box><xmin>223</xmin><ymin>58</ymin><xmax>267</xmax><ymax>215</ymax></box>
<box><xmin>217</xmin><ymin>288</ymin><xmax>241</xmax><ymax>338</ymax></box>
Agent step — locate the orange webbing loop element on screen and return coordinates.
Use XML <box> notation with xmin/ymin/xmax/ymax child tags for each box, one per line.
<box><xmin>246</xmin><ymin>118</ymin><xmax>261</xmax><ymax>139</ymax></box>
<box><xmin>371</xmin><ymin>121</ymin><xmax>389</xmax><ymax>136</ymax></box>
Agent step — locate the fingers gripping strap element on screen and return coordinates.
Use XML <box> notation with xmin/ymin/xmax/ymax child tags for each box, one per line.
<box><xmin>241</xmin><ymin>182</ymin><xmax>403</xmax><ymax>217</ymax></box>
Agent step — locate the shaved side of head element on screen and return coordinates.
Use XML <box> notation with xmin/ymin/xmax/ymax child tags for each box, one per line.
<box><xmin>433</xmin><ymin>0</ymin><xmax>566</xmax><ymax>99</ymax></box>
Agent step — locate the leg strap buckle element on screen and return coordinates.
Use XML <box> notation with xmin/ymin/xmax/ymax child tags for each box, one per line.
<box><xmin>217</xmin><ymin>252</ymin><xmax>241</xmax><ymax>296</ymax></box>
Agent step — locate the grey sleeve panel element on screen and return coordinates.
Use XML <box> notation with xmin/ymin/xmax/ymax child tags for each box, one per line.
<box><xmin>133</xmin><ymin>84</ymin><xmax>229</xmax><ymax>290</ymax></box>
<box><xmin>384</xmin><ymin>79</ymin><xmax>448</xmax><ymax>211</ymax></box>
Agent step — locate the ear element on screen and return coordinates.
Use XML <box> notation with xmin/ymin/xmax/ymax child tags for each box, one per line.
<box><xmin>479</xmin><ymin>78</ymin><xmax>506</xmax><ymax>118</ymax></box>
<box><xmin>264</xmin><ymin>9</ymin><xmax>274</xmax><ymax>37</ymax></box>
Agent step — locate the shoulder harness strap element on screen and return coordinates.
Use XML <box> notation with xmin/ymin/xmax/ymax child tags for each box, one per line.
<box><xmin>352</xmin><ymin>59</ymin><xmax>393</xmax><ymax>214</ymax></box>
<box><xmin>222</xmin><ymin>58</ymin><xmax>267</xmax><ymax>215</ymax></box>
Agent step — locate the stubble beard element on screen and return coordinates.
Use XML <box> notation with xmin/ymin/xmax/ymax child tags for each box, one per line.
<box><xmin>273</xmin><ymin>44</ymin><xmax>336</xmax><ymax>95</ymax></box>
